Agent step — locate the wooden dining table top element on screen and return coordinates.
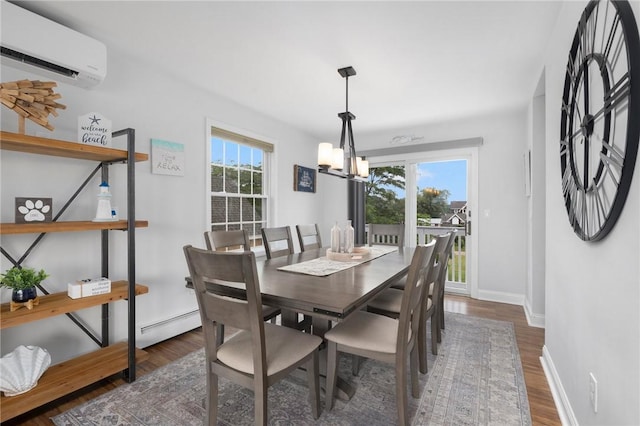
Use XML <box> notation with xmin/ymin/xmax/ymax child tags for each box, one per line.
<box><xmin>200</xmin><ymin>246</ymin><xmax>415</xmax><ymax>321</ymax></box>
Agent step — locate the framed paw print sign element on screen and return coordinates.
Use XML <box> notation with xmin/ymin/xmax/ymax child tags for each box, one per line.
<box><xmin>15</xmin><ymin>197</ymin><xmax>52</xmax><ymax>223</ymax></box>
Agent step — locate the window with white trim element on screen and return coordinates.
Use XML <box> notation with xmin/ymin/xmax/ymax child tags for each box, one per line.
<box><xmin>209</xmin><ymin>127</ymin><xmax>272</xmax><ymax>250</ymax></box>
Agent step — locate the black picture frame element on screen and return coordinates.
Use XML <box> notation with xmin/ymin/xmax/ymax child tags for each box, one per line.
<box><xmin>293</xmin><ymin>165</ymin><xmax>316</xmax><ymax>193</ymax></box>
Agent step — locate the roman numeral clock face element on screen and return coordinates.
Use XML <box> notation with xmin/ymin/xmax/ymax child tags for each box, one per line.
<box><xmin>560</xmin><ymin>0</ymin><xmax>640</xmax><ymax>241</ymax></box>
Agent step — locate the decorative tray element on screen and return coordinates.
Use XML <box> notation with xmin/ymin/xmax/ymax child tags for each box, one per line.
<box><xmin>326</xmin><ymin>246</ymin><xmax>370</xmax><ymax>262</ymax></box>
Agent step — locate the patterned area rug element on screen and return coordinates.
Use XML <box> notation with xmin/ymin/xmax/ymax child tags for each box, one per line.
<box><xmin>52</xmin><ymin>313</ymin><xmax>531</xmax><ymax>425</ymax></box>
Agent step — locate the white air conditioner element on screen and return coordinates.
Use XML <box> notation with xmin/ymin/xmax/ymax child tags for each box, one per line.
<box><xmin>1</xmin><ymin>1</ymin><xmax>106</xmax><ymax>88</ymax></box>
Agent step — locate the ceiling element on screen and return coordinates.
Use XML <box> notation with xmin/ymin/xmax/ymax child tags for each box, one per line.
<box><xmin>11</xmin><ymin>1</ymin><xmax>562</xmax><ymax>141</ymax></box>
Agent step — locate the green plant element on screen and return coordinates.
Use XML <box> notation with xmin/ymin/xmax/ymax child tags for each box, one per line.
<box><xmin>0</xmin><ymin>267</ymin><xmax>48</xmax><ymax>290</ymax></box>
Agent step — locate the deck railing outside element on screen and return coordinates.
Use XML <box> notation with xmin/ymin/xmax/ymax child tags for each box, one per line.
<box><xmin>365</xmin><ymin>225</ymin><xmax>466</xmax><ymax>285</ymax></box>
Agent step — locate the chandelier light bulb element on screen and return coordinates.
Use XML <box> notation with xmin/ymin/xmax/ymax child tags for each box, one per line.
<box><xmin>318</xmin><ymin>142</ymin><xmax>333</xmax><ymax>167</ymax></box>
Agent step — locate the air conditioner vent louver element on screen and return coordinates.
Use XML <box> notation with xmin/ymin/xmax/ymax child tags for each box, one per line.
<box><xmin>1</xmin><ymin>47</ymin><xmax>79</xmax><ymax>78</ymax></box>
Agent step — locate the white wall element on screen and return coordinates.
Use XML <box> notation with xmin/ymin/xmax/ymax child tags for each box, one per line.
<box><xmin>541</xmin><ymin>1</ymin><xmax>640</xmax><ymax>425</ymax></box>
<box><xmin>0</xmin><ymin>47</ymin><xmax>327</xmax><ymax>360</ymax></box>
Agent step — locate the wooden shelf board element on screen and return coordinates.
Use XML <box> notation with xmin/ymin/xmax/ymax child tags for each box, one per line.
<box><xmin>1</xmin><ymin>282</ymin><xmax>149</xmax><ymax>329</ymax></box>
<box><xmin>0</xmin><ymin>220</ymin><xmax>148</xmax><ymax>235</ymax></box>
<box><xmin>0</xmin><ymin>342</ymin><xmax>149</xmax><ymax>422</ymax></box>
<box><xmin>0</xmin><ymin>131</ymin><xmax>148</xmax><ymax>162</ymax></box>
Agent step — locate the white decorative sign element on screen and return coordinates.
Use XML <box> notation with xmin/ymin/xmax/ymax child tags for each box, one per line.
<box><xmin>151</xmin><ymin>139</ymin><xmax>185</xmax><ymax>176</ymax></box>
<box><xmin>77</xmin><ymin>112</ymin><xmax>112</xmax><ymax>147</ymax></box>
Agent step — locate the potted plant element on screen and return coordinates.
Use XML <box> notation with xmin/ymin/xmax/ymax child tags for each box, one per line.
<box><xmin>0</xmin><ymin>267</ymin><xmax>48</xmax><ymax>306</ymax></box>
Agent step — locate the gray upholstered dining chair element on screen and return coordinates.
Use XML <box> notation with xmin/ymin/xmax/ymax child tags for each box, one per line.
<box><xmin>324</xmin><ymin>242</ymin><xmax>436</xmax><ymax>426</ymax></box>
<box><xmin>203</xmin><ymin>229</ymin><xmax>281</xmax><ymax>345</ymax></box>
<box><xmin>367</xmin><ymin>233</ymin><xmax>450</xmax><ymax>374</ymax></box>
<box><xmin>183</xmin><ymin>246</ymin><xmax>322</xmax><ymax>426</ymax></box>
<box><xmin>261</xmin><ymin>226</ymin><xmax>312</xmax><ymax>333</ymax></box>
<box><xmin>296</xmin><ymin>224</ymin><xmax>322</xmax><ymax>252</ymax></box>
<box><xmin>368</xmin><ymin>223</ymin><xmax>405</xmax><ymax>247</ymax></box>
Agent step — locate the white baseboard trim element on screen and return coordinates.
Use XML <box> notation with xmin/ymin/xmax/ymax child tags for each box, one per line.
<box><xmin>541</xmin><ymin>345</ymin><xmax>577</xmax><ymax>426</ymax></box>
<box><xmin>477</xmin><ymin>289</ymin><xmax>525</xmax><ymax>306</ymax></box>
<box><xmin>524</xmin><ymin>301</ymin><xmax>545</xmax><ymax>328</ymax></box>
<box><xmin>137</xmin><ymin>309</ymin><xmax>202</xmax><ymax>348</ymax></box>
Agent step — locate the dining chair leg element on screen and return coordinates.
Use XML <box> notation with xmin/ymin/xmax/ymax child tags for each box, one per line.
<box><xmin>325</xmin><ymin>341</ymin><xmax>339</xmax><ymax>411</ymax></box>
<box><xmin>431</xmin><ymin>316</ymin><xmax>439</xmax><ymax>355</ymax></box>
<box><xmin>207</xmin><ymin>371</ymin><xmax>218</xmax><ymax>426</ymax></box>
<box><xmin>307</xmin><ymin>351</ymin><xmax>320</xmax><ymax>419</ymax></box>
<box><xmin>410</xmin><ymin>346</ymin><xmax>420</xmax><ymax>398</ymax></box>
<box><xmin>254</xmin><ymin>380</ymin><xmax>268</xmax><ymax>426</ymax></box>
<box><xmin>418</xmin><ymin>312</ymin><xmax>428</xmax><ymax>374</ymax></box>
<box><xmin>395</xmin><ymin>358</ymin><xmax>408</xmax><ymax>426</ymax></box>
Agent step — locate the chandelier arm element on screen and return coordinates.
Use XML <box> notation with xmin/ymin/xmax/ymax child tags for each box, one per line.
<box><xmin>339</xmin><ymin>114</ymin><xmax>348</xmax><ymax>150</ymax></box>
<box><xmin>347</xmin><ymin>117</ymin><xmax>358</xmax><ymax>176</ymax></box>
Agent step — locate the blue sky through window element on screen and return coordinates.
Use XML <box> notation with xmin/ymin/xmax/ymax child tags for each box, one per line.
<box><xmin>418</xmin><ymin>160</ymin><xmax>467</xmax><ymax>202</ymax></box>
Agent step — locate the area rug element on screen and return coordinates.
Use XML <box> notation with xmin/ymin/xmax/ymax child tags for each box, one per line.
<box><xmin>52</xmin><ymin>313</ymin><xmax>531</xmax><ymax>425</ymax></box>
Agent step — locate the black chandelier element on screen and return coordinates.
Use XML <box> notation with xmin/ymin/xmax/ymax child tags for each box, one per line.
<box><xmin>317</xmin><ymin>66</ymin><xmax>369</xmax><ymax>180</ymax></box>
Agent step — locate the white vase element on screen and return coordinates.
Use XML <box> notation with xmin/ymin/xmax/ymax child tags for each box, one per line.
<box><xmin>345</xmin><ymin>220</ymin><xmax>354</xmax><ymax>253</ymax></box>
<box><xmin>330</xmin><ymin>222</ymin><xmax>341</xmax><ymax>253</ymax></box>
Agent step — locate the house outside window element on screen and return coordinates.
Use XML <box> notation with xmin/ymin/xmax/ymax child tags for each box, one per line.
<box><xmin>209</xmin><ymin>126</ymin><xmax>273</xmax><ymax>250</ymax></box>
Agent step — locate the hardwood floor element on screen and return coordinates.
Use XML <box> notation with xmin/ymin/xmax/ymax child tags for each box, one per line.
<box><xmin>3</xmin><ymin>295</ymin><xmax>560</xmax><ymax>425</ymax></box>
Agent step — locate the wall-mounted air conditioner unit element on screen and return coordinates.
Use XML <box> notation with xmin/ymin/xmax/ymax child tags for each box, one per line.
<box><xmin>0</xmin><ymin>1</ymin><xmax>107</xmax><ymax>89</ymax></box>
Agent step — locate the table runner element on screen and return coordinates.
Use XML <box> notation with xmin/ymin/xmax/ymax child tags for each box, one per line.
<box><xmin>277</xmin><ymin>246</ymin><xmax>398</xmax><ymax>276</ymax></box>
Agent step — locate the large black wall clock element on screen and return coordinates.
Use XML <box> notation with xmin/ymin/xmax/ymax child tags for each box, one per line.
<box><xmin>560</xmin><ymin>0</ymin><xmax>640</xmax><ymax>241</ymax></box>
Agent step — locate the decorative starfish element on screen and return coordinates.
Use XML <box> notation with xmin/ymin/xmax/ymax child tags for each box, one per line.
<box><xmin>89</xmin><ymin>115</ymin><xmax>101</xmax><ymax>125</ymax></box>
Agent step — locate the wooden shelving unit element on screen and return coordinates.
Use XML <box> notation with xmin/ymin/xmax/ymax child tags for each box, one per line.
<box><xmin>0</xmin><ymin>130</ymin><xmax>149</xmax><ymax>422</ymax></box>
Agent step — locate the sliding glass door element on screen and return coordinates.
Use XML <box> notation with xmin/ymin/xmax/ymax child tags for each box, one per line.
<box><xmin>366</xmin><ymin>149</ymin><xmax>477</xmax><ymax>296</ymax></box>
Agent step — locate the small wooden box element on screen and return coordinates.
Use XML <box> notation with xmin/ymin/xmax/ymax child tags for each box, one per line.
<box><xmin>15</xmin><ymin>197</ymin><xmax>53</xmax><ymax>223</ymax></box>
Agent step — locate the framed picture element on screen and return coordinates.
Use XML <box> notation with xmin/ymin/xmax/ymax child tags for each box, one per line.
<box><xmin>294</xmin><ymin>165</ymin><xmax>316</xmax><ymax>193</ymax></box>
<box><xmin>151</xmin><ymin>139</ymin><xmax>185</xmax><ymax>176</ymax></box>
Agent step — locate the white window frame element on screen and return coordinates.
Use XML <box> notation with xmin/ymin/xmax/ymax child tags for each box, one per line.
<box><xmin>205</xmin><ymin>119</ymin><xmax>274</xmax><ymax>254</ymax></box>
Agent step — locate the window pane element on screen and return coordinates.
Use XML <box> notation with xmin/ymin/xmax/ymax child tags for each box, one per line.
<box><xmin>242</xmin><ymin>198</ymin><xmax>254</xmax><ymax>221</ymax></box>
<box><xmin>253</xmin><ymin>148</ymin><xmax>263</xmax><ymax>170</ymax></box>
<box><xmin>242</xmin><ymin>223</ymin><xmax>256</xmax><ymax>247</ymax></box>
<box><xmin>228</xmin><ymin>197</ymin><xmax>240</xmax><ymax>223</ymax></box>
<box><xmin>255</xmin><ymin>198</ymin><xmax>263</xmax><ymax>221</ymax></box>
<box><xmin>240</xmin><ymin>144</ymin><xmax>252</xmax><ymax>168</ymax></box>
<box><xmin>211</xmin><ymin>137</ymin><xmax>224</xmax><ymax>165</ymax></box>
<box><xmin>212</xmin><ymin>224</ymin><xmax>226</xmax><ymax>232</ymax></box>
<box><xmin>225</xmin><ymin>168</ymin><xmax>238</xmax><ymax>193</ymax></box>
<box><xmin>225</xmin><ymin>142</ymin><xmax>238</xmax><ymax>167</ymax></box>
<box><xmin>252</xmin><ymin>171</ymin><xmax>262</xmax><ymax>194</ymax></box>
<box><xmin>240</xmin><ymin>169</ymin><xmax>252</xmax><ymax>194</ymax></box>
<box><xmin>211</xmin><ymin>165</ymin><xmax>224</xmax><ymax>192</ymax></box>
<box><xmin>228</xmin><ymin>223</ymin><xmax>241</xmax><ymax>231</ymax></box>
<box><xmin>211</xmin><ymin>197</ymin><xmax>226</xmax><ymax>223</ymax></box>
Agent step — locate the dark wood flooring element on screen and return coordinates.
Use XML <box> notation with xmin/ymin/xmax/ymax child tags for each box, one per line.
<box><xmin>2</xmin><ymin>294</ymin><xmax>560</xmax><ymax>425</ymax></box>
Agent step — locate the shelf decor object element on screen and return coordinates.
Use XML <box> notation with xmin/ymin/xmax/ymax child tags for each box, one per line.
<box><xmin>0</xmin><ymin>345</ymin><xmax>51</xmax><ymax>397</ymax></box>
<box><xmin>0</xmin><ymin>266</ymin><xmax>48</xmax><ymax>312</ymax></box>
<box><xmin>0</xmin><ymin>80</ymin><xmax>66</xmax><ymax>133</ymax></box>
<box><xmin>15</xmin><ymin>197</ymin><xmax>52</xmax><ymax>223</ymax></box>
<box><xmin>77</xmin><ymin>112</ymin><xmax>112</xmax><ymax>147</ymax></box>
<box><xmin>559</xmin><ymin>0</ymin><xmax>640</xmax><ymax>241</ymax></box>
<box><xmin>317</xmin><ymin>66</ymin><xmax>369</xmax><ymax>180</ymax></box>
<box><xmin>93</xmin><ymin>181</ymin><xmax>116</xmax><ymax>222</ymax></box>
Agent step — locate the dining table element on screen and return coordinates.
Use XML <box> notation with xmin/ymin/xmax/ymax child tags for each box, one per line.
<box><xmin>188</xmin><ymin>245</ymin><xmax>416</xmax><ymax>399</ymax></box>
